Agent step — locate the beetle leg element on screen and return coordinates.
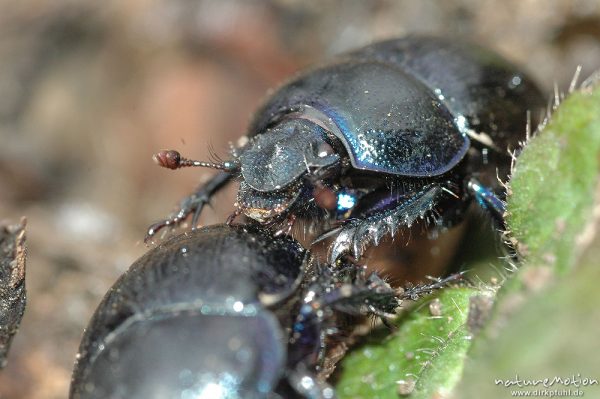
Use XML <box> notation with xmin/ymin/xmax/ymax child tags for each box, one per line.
<box><xmin>327</xmin><ymin>185</ymin><xmax>444</xmax><ymax>263</ymax></box>
<box><xmin>291</xmin><ymin>271</ymin><xmax>397</xmax><ymax>344</ymax></box>
<box><xmin>398</xmin><ymin>272</ymin><xmax>466</xmax><ymax>301</ymax></box>
<box><xmin>325</xmin><ymin>272</ymin><xmax>399</xmax><ymax>316</ymax></box>
<box><xmin>467</xmin><ymin>178</ymin><xmax>506</xmax><ymax>225</ymax></box>
<box><xmin>145</xmin><ymin>171</ymin><xmax>233</xmax><ymax>242</ymax></box>
<box><xmin>288</xmin><ymin>267</ymin><xmax>396</xmax><ymax>396</ymax></box>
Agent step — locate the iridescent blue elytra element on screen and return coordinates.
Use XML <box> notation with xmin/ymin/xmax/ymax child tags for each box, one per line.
<box><xmin>251</xmin><ymin>63</ymin><xmax>470</xmax><ymax>177</ymax></box>
<box><xmin>148</xmin><ymin>36</ymin><xmax>545</xmax><ymax>262</ymax></box>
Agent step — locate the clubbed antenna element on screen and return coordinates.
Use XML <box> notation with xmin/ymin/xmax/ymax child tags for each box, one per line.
<box><xmin>152</xmin><ymin>149</ymin><xmax>239</xmax><ymax>172</ymax></box>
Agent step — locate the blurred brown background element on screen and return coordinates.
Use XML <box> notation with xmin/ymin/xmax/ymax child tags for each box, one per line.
<box><xmin>1</xmin><ymin>1</ymin><xmax>599</xmax><ymax>397</ymax></box>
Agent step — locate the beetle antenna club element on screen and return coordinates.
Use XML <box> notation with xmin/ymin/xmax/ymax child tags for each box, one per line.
<box><xmin>152</xmin><ymin>149</ymin><xmax>239</xmax><ymax>172</ymax></box>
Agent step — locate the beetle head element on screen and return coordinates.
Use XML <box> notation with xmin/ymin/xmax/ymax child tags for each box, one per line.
<box><xmin>239</xmin><ymin>119</ymin><xmax>339</xmax><ymax>192</ymax></box>
<box><xmin>236</xmin><ymin>119</ymin><xmax>339</xmax><ymax>222</ymax></box>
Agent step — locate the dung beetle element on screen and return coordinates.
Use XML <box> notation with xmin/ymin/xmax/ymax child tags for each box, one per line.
<box><xmin>70</xmin><ymin>224</ymin><xmax>406</xmax><ymax>399</ymax></box>
<box><xmin>147</xmin><ymin>36</ymin><xmax>545</xmax><ymax>262</ymax></box>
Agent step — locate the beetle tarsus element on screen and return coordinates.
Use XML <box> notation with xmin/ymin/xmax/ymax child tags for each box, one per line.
<box><xmin>145</xmin><ymin>171</ymin><xmax>233</xmax><ymax>242</ymax></box>
<box><xmin>398</xmin><ymin>272</ymin><xmax>466</xmax><ymax>301</ymax></box>
<box><xmin>467</xmin><ymin>177</ymin><xmax>506</xmax><ymax>225</ymax></box>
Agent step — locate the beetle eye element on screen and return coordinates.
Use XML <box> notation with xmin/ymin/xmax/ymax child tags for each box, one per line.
<box><xmin>317</xmin><ymin>142</ymin><xmax>335</xmax><ymax>158</ymax></box>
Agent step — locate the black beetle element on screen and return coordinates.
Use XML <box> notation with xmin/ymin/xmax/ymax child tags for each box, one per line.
<box><xmin>70</xmin><ymin>224</ymin><xmax>406</xmax><ymax>399</ymax></box>
<box><xmin>147</xmin><ymin>36</ymin><xmax>545</xmax><ymax>262</ymax></box>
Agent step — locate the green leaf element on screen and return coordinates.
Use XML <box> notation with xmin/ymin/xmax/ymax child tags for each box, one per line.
<box><xmin>455</xmin><ymin>80</ymin><xmax>600</xmax><ymax>398</ymax></box>
<box><xmin>336</xmin><ymin>287</ymin><xmax>480</xmax><ymax>399</ymax></box>
<box><xmin>507</xmin><ymin>84</ymin><xmax>600</xmax><ymax>272</ymax></box>
<box><xmin>456</xmin><ymin>242</ymin><xmax>600</xmax><ymax>398</ymax></box>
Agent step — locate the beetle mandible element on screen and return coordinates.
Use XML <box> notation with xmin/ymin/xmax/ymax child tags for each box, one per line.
<box><xmin>147</xmin><ymin>36</ymin><xmax>545</xmax><ymax>263</ymax></box>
